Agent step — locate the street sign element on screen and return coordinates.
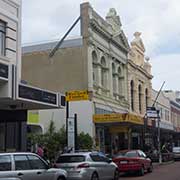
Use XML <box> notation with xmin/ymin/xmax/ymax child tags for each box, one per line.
<box><xmin>66</xmin><ymin>90</ymin><xmax>89</xmax><ymax>101</ymax></box>
<box><xmin>67</xmin><ymin>117</ymin><xmax>75</xmax><ymax>150</ymax></box>
<box><xmin>146</xmin><ymin>107</ymin><xmax>158</xmax><ymax>118</ymax></box>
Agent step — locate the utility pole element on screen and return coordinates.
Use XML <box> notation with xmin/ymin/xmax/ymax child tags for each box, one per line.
<box><xmin>157</xmin><ymin>110</ymin><xmax>162</xmax><ymax>164</ymax></box>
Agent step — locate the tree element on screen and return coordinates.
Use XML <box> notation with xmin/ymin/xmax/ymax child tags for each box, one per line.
<box><xmin>77</xmin><ymin>132</ymin><xmax>93</xmax><ymax>150</ymax></box>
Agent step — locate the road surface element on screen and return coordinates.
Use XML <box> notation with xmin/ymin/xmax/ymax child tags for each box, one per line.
<box><xmin>119</xmin><ymin>161</ymin><xmax>180</xmax><ymax>180</ymax></box>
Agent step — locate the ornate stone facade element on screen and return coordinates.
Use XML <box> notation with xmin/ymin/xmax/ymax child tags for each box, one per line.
<box><xmin>128</xmin><ymin>32</ymin><xmax>153</xmax><ymax>116</ymax></box>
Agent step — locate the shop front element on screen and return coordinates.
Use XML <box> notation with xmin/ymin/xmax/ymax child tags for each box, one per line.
<box><xmin>93</xmin><ymin>113</ymin><xmax>144</xmax><ymax>155</ymax></box>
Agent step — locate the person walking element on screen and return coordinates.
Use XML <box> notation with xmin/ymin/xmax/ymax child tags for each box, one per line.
<box><xmin>37</xmin><ymin>144</ymin><xmax>44</xmax><ymax>157</ymax></box>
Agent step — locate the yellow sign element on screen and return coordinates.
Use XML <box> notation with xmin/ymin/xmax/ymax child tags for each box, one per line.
<box><xmin>109</xmin><ymin>126</ymin><xmax>129</xmax><ymax>133</ymax></box>
<box><xmin>93</xmin><ymin>114</ymin><xmax>126</xmax><ymax>123</ymax></box>
<box><xmin>93</xmin><ymin>113</ymin><xmax>144</xmax><ymax>125</ymax></box>
<box><xmin>66</xmin><ymin>90</ymin><xmax>89</xmax><ymax>101</ymax></box>
<box><xmin>28</xmin><ymin>111</ymin><xmax>39</xmax><ymax>124</ymax></box>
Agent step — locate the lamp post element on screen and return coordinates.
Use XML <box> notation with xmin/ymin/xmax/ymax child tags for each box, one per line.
<box><xmin>157</xmin><ymin>110</ymin><xmax>162</xmax><ymax>164</ymax></box>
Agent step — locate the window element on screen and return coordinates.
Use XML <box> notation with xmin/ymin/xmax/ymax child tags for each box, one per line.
<box><xmin>0</xmin><ymin>21</ymin><xmax>6</xmax><ymax>56</ymax></box>
<box><xmin>27</xmin><ymin>155</ymin><xmax>47</xmax><ymax>169</ymax></box>
<box><xmin>0</xmin><ymin>155</ymin><xmax>11</xmax><ymax>171</ymax></box>
<box><xmin>112</xmin><ymin>63</ymin><xmax>116</xmax><ymax>93</ymax></box>
<box><xmin>138</xmin><ymin>85</ymin><xmax>142</xmax><ymax>113</ymax></box>
<box><xmin>92</xmin><ymin>51</ymin><xmax>98</xmax><ymax>84</ymax></box>
<box><xmin>101</xmin><ymin>57</ymin><xmax>107</xmax><ymax>88</ymax></box>
<box><xmin>14</xmin><ymin>155</ymin><xmax>31</xmax><ymax>170</ymax></box>
<box><xmin>145</xmin><ymin>88</ymin><xmax>148</xmax><ymax>109</ymax></box>
<box><xmin>130</xmin><ymin>81</ymin><xmax>134</xmax><ymax>111</ymax></box>
<box><xmin>56</xmin><ymin>155</ymin><xmax>85</xmax><ymax>163</ymax></box>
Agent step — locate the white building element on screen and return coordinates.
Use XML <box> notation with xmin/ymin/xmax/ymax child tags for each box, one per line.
<box><xmin>0</xmin><ymin>0</ymin><xmax>63</xmax><ymax>152</ymax></box>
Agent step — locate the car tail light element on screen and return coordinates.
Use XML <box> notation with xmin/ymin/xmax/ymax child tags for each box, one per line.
<box><xmin>77</xmin><ymin>163</ymin><xmax>90</xmax><ymax>168</ymax></box>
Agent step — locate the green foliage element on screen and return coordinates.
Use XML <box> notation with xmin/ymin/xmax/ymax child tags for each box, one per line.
<box><xmin>28</xmin><ymin>121</ymin><xmax>66</xmax><ymax>161</ymax></box>
<box><xmin>77</xmin><ymin>132</ymin><xmax>93</xmax><ymax>150</ymax></box>
<box><xmin>28</xmin><ymin>120</ymin><xmax>93</xmax><ymax>161</ymax></box>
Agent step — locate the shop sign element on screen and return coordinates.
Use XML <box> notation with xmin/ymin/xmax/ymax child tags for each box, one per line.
<box><xmin>19</xmin><ymin>84</ymin><xmax>57</xmax><ymax>105</ymax></box>
<box><xmin>93</xmin><ymin>113</ymin><xmax>144</xmax><ymax>125</ymax></box>
<box><xmin>127</xmin><ymin>114</ymin><xmax>144</xmax><ymax>125</ymax></box>
<box><xmin>27</xmin><ymin>112</ymin><xmax>39</xmax><ymax>124</ymax></box>
<box><xmin>93</xmin><ymin>113</ymin><xmax>126</xmax><ymax>123</ymax></box>
<box><xmin>109</xmin><ymin>126</ymin><xmax>129</xmax><ymax>133</ymax></box>
<box><xmin>66</xmin><ymin>90</ymin><xmax>89</xmax><ymax>101</ymax></box>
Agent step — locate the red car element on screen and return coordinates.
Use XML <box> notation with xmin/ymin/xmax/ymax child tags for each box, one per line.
<box><xmin>112</xmin><ymin>150</ymin><xmax>153</xmax><ymax>176</ymax></box>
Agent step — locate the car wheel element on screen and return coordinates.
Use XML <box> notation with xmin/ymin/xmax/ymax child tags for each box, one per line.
<box><xmin>91</xmin><ymin>172</ymin><xmax>99</xmax><ymax>180</ymax></box>
<box><xmin>147</xmin><ymin>164</ymin><xmax>153</xmax><ymax>173</ymax></box>
<box><xmin>139</xmin><ymin>166</ymin><xmax>144</xmax><ymax>176</ymax></box>
<box><xmin>113</xmin><ymin>169</ymin><xmax>119</xmax><ymax>180</ymax></box>
<box><xmin>58</xmin><ymin>176</ymin><xmax>65</xmax><ymax>180</ymax></box>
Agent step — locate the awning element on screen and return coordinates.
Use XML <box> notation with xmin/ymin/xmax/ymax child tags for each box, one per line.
<box><xmin>93</xmin><ymin>113</ymin><xmax>144</xmax><ymax>125</ymax></box>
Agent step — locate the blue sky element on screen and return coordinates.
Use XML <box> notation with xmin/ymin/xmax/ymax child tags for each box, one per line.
<box><xmin>22</xmin><ymin>0</ymin><xmax>180</xmax><ymax>91</ymax></box>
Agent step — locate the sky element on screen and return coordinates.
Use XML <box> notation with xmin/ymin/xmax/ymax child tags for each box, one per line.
<box><xmin>22</xmin><ymin>0</ymin><xmax>180</xmax><ymax>91</ymax></box>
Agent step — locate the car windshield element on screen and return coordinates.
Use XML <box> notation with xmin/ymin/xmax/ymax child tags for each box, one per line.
<box><xmin>125</xmin><ymin>151</ymin><xmax>138</xmax><ymax>157</ymax></box>
<box><xmin>173</xmin><ymin>147</ymin><xmax>180</xmax><ymax>153</ymax></box>
<box><xmin>56</xmin><ymin>155</ymin><xmax>85</xmax><ymax>163</ymax></box>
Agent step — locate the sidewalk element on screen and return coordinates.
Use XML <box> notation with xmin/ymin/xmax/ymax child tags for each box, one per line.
<box><xmin>153</xmin><ymin>160</ymin><xmax>174</xmax><ymax>167</ymax></box>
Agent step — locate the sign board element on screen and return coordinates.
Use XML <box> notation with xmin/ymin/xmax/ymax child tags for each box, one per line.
<box><xmin>19</xmin><ymin>84</ymin><xmax>57</xmax><ymax>105</ymax></box>
<box><xmin>66</xmin><ymin>90</ymin><xmax>89</xmax><ymax>101</ymax></box>
<box><xmin>67</xmin><ymin>117</ymin><xmax>75</xmax><ymax>150</ymax></box>
<box><xmin>146</xmin><ymin>107</ymin><xmax>158</xmax><ymax>118</ymax></box>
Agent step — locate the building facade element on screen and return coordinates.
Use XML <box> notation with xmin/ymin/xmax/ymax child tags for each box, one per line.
<box><xmin>22</xmin><ymin>3</ymin><xmax>135</xmax><ymax>153</ymax></box>
<box><xmin>0</xmin><ymin>0</ymin><xmax>62</xmax><ymax>152</ymax></box>
<box><xmin>127</xmin><ymin>32</ymin><xmax>153</xmax><ymax>150</ymax></box>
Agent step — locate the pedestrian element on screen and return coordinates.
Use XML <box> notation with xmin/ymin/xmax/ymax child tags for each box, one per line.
<box><xmin>37</xmin><ymin>144</ymin><xmax>44</xmax><ymax>157</ymax></box>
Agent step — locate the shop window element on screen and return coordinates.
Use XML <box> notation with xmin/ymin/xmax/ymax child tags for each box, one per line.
<box><xmin>0</xmin><ymin>21</ymin><xmax>6</xmax><ymax>56</ymax></box>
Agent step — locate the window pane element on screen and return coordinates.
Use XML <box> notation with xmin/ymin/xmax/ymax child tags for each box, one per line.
<box><xmin>56</xmin><ymin>155</ymin><xmax>85</xmax><ymax>163</ymax></box>
<box><xmin>0</xmin><ymin>155</ymin><xmax>11</xmax><ymax>171</ymax></box>
<box><xmin>27</xmin><ymin>155</ymin><xmax>47</xmax><ymax>169</ymax></box>
<box><xmin>0</xmin><ymin>21</ymin><xmax>5</xmax><ymax>56</ymax></box>
<box><xmin>14</xmin><ymin>155</ymin><xmax>31</xmax><ymax>170</ymax></box>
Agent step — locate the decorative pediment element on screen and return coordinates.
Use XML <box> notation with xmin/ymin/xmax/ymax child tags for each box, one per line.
<box><xmin>112</xmin><ymin>30</ymin><xmax>130</xmax><ymax>50</ymax></box>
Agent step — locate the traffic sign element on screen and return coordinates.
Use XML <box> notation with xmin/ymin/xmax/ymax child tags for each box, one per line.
<box><xmin>146</xmin><ymin>107</ymin><xmax>158</xmax><ymax>118</ymax></box>
<box><xmin>66</xmin><ymin>90</ymin><xmax>89</xmax><ymax>101</ymax></box>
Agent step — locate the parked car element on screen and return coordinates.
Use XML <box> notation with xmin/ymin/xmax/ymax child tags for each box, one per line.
<box><xmin>113</xmin><ymin>150</ymin><xmax>153</xmax><ymax>176</ymax></box>
<box><xmin>54</xmin><ymin>151</ymin><xmax>119</xmax><ymax>180</ymax></box>
<box><xmin>0</xmin><ymin>152</ymin><xmax>67</xmax><ymax>180</ymax></box>
<box><xmin>173</xmin><ymin>147</ymin><xmax>180</xmax><ymax>161</ymax></box>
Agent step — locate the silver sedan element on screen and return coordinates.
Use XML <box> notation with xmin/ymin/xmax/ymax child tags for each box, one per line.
<box><xmin>54</xmin><ymin>152</ymin><xmax>119</xmax><ymax>180</ymax></box>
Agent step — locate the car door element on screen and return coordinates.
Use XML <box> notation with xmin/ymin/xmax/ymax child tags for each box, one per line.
<box><xmin>12</xmin><ymin>154</ymin><xmax>35</xmax><ymax>180</ymax></box>
<box><xmin>27</xmin><ymin>154</ymin><xmax>54</xmax><ymax>180</ymax></box>
<box><xmin>90</xmin><ymin>153</ymin><xmax>110</xmax><ymax>180</ymax></box>
<box><xmin>98</xmin><ymin>154</ymin><xmax>115</xmax><ymax>179</ymax></box>
<box><xmin>0</xmin><ymin>155</ymin><xmax>14</xmax><ymax>178</ymax></box>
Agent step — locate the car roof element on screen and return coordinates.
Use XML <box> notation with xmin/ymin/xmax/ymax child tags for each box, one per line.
<box><xmin>0</xmin><ymin>152</ymin><xmax>38</xmax><ymax>156</ymax></box>
<box><xmin>60</xmin><ymin>151</ymin><xmax>101</xmax><ymax>156</ymax></box>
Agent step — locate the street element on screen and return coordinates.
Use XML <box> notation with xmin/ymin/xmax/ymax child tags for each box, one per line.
<box><xmin>119</xmin><ymin>162</ymin><xmax>180</xmax><ymax>180</ymax></box>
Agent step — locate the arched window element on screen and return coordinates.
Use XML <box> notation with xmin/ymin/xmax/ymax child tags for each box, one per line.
<box><xmin>118</xmin><ymin>66</ymin><xmax>123</xmax><ymax>95</ymax></box>
<box><xmin>112</xmin><ymin>63</ymin><xmax>116</xmax><ymax>93</ymax></box>
<box><xmin>101</xmin><ymin>57</ymin><xmax>107</xmax><ymax>88</ymax></box>
<box><xmin>145</xmin><ymin>88</ymin><xmax>148</xmax><ymax>109</ymax></box>
<box><xmin>92</xmin><ymin>51</ymin><xmax>98</xmax><ymax>83</ymax></box>
<box><xmin>130</xmin><ymin>80</ymin><xmax>134</xmax><ymax>111</ymax></box>
<box><xmin>138</xmin><ymin>85</ymin><xmax>142</xmax><ymax>113</ymax></box>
